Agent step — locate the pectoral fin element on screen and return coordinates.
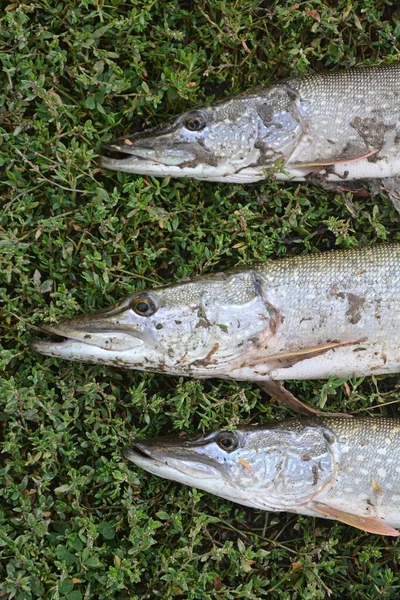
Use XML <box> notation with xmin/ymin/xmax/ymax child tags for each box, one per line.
<box><xmin>265</xmin><ymin>338</ymin><xmax>366</xmax><ymax>370</ymax></box>
<box><xmin>259</xmin><ymin>380</ymin><xmax>320</xmax><ymax>416</ymax></box>
<box><xmin>258</xmin><ymin>380</ymin><xmax>349</xmax><ymax>417</ymax></box>
<box><xmin>290</xmin><ymin>148</ymin><xmax>378</xmax><ymax>169</ymax></box>
<box><xmin>312</xmin><ymin>503</ymin><xmax>400</xmax><ymax>536</ymax></box>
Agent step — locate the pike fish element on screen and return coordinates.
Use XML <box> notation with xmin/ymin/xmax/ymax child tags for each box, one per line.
<box><xmin>32</xmin><ymin>243</ymin><xmax>400</xmax><ymax>415</ymax></box>
<box><xmin>123</xmin><ymin>417</ymin><xmax>400</xmax><ymax>535</ymax></box>
<box><xmin>100</xmin><ymin>64</ymin><xmax>400</xmax><ymax>201</ymax></box>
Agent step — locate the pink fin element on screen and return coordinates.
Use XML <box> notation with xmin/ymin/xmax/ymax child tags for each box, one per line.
<box><xmin>258</xmin><ymin>380</ymin><xmax>351</xmax><ymax>418</ymax></box>
<box><xmin>264</xmin><ymin>338</ymin><xmax>366</xmax><ymax>370</ymax></box>
<box><xmin>291</xmin><ymin>148</ymin><xmax>378</xmax><ymax>168</ymax></box>
<box><xmin>312</xmin><ymin>503</ymin><xmax>400</xmax><ymax>536</ymax></box>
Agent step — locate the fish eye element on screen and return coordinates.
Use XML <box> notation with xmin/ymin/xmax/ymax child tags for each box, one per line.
<box><xmin>130</xmin><ymin>294</ymin><xmax>158</xmax><ymax>317</ymax></box>
<box><xmin>216</xmin><ymin>431</ymin><xmax>239</xmax><ymax>452</ymax></box>
<box><xmin>183</xmin><ymin>111</ymin><xmax>207</xmax><ymax>132</ymax></box>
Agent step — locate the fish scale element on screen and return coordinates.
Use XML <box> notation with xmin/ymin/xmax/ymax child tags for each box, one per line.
<box><xmin>286</xmin><ymin>64</ymin><xmax>400</xmax><ymax>172</ymax></box>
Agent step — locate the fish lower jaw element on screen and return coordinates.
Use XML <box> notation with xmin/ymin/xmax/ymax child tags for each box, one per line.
<box><xmin>100</xmin><ymin>155</ymin><xmax>231</xmax><ymax>180</ymax></box>
<box><xmin>30</xmin><ymin>337</ymin><xmax>147</xmax><ymax>365</ymax></box>
<box><xmin>100</xmin><ymin>153</ymin><xmax>270</xmax><ymax>182</ymax></box>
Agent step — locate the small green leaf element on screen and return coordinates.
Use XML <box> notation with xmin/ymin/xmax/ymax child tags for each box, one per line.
<box><xmin>66</xmin><ymin>592</ymin><xmax>83</xmax><ymax>600</ymax></box>
<box><xmin>59</xmin><ymin>579</ymin><xmax>74</xmax><ymax>595</ymax></box>
<box><xmin>84</xmin><ymin>557</ymin><xmax>102</xmax><ymax>568</ymax></box>
<box><xmin>98</xmin><ymin>521</ymin><xmax>115</xmax><ymax>540</ymax></box>
<box><xmin>85</xmin><ymin>96</ymin><xmax>96</xmax><ymax>110</ymax></box>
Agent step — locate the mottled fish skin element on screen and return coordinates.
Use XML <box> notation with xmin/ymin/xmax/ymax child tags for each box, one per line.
<box><xmin>100</xmin><ymin>64</ymin><xmax>400</xmax><ymax>188</ymax></box>
<box><xmin>123</xmin><ymin>417</ymin><xmax>400</xmax><ymax>535</ymax></box>
<box><xmin>32</xmin><ymin>243</ymin><xmax>400</xmax><ymax>392</ymax></box>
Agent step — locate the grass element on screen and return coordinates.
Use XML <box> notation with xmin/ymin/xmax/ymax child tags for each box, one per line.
<box><xmin>1</xmin><ymin>0</ymin><xmax>400</xmax><ymax>598</ymax></box>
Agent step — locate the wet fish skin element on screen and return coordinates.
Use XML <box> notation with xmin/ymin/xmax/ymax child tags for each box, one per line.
<box><xmin>123</xmin><ymin>417</ymin><xmax>400</xmax><ymax>535</ymax></box>
<box><xmin>31</xmin><ymin>243</ymin><xmax>400</xmax><ymax>413</ymax></box>
<box><xmin>100</xmin><ymin>64</ymin><xmax>400</xmax><ymax>187</ymax></box>
<box><xmin>32</xmin><ymin>243</ymin><xmax>400</xmax><ymax>376</ymax></box>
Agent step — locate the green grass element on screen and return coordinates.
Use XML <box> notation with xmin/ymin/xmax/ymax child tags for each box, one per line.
<box><xmin>1</xmin><ymin>0</ymin><xmax>400</xmax><ymax>598</ymax></box>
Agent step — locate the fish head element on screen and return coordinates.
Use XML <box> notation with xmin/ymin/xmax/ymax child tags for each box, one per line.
<box><xmin>123</xmin><ymin>421</ymin><xmax>336</xmax><ymax>510</ymax></box>
<box><xmin>31</xmin><ymin>270</ymin><xmax>277</xmax><ymax>377</ymax></box>
<box><xmin>100</xmin><ymin>85</ymin><xmax>304</xmax><ymax>181</ymax></box>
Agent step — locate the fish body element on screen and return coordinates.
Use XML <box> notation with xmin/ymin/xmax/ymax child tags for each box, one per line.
<box><xmin>124</xmin><ymin>417</ymin><xmax>400</xmax><ymax>535</ymax></box>
<box><xmin>100</xmin><ymin>64</ymin><xmax>400</xmax><ymax>189</ymax></box>
<box><xmin>32</xmin><ymin>244</ymin><xmax>400</xmax><ymax>413</ymax></box>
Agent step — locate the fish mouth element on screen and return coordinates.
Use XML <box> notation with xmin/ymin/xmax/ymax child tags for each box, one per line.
<box><xmin>30</xmin><ymin>317</ymin><xmax>145</xmax><ymax>357</ymax></box>
<box><xmin>123</xmin><ymin>443</ymin><xmax>157</xmax><ymax>464</ymax></box>
<box><xmin>122</xmin><ymin>432</ymin><xmax>216</xmax><ymax>464</ymax></box>
<box><xmin>100</xmin><ymin>133</ymin><xmax>198</xmax><ymax>174</ymax></box>
<box><xmin>30</xmin><ymin>323</ymin><xmax>70</xmax><ymax>346</ymax></box>
<box><xmin>123</xmin><ymin>433</ymin><xmax>227</xmax><ymax>481</ymax></box>
<box><xmin>102</xmin><ymin>140</ymin><xmax>195</xmax><ymax>162</ymax></box>
<box><xmin>122</xmin><ymin>441</ymin><xmax>219</xmax><ymax>482</ymax></box>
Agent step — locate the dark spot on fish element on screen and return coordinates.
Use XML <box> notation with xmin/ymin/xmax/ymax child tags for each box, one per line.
<box><xmin>350</xmin><ymin>116</ymin><xmax>391</xmax><ymax>160</ymax></box>
<box><xmin>300</xmin><ymin>317</ymin><xmax>313</xmax><ymax>324</ymax></box>
<box><xmin>181</xmin><ymin>148</ymin><xmax>219</xmax><ymax>168</ymax></box>
<box><xmin>84</xmin><ymin>335</ymin><xmax>92</xmax><ymax>340</ymax></box>
<box><xmin>251</xmin><ymin>273</ymin><xmax>280</xmax><ymax>335</ymax></box>
<box><xmin>330</xmin><ymin>288</ymin><xmax>366</xmax><ymax>324</ymax></box>
<box><xmin>257</xmin><ymin>103</ymin><xmax>274</xmax><ymax>123</ymax></box>
<box><xmin>190</xmin><ymin>342</ymin><xmax>220</xmax><ymax>367</ymax></box>
<box><xmin>327</xmin><ymin>139</ymin><xmax>336</xmax><ymax>145</ymax></box>
<box><xmin>175</xmin><ymin>320</ymin><xmax>182</xmax><ymax>325</ymax></box>
<box><xmin>312</xmin><ymin>464</ymin><xmax>319</xmax><ymax>485</ymax></box>
<box><xmin>331</xmin><ymin>289</ymin><xmax>345</xmax><ymax>300</ymax></box>
<box><xmin>301</xmin><ymin>454</ymin><xmax>312</xmax><ymax>461</ymax></box>
<box><xmin>196</xmin><ymin>306</ymin><xmax>212</xmax><ymax>328</ymax></box>
<box><xmin>322</xmin><ymin>430</ymin><xmax>335</xmax><ymax>445</ymax></box>
<box><xmin>155</xmin><ymin>323</ymin><xmax>163</xmax><ymax>330</ymax></box>
<box><xmin>195</xmin><ymin>318</ymin><xmax>210</xmax><ymax>329</ymax></box>
<box><xmin>286</xmin><ymin>87</ymin><xmax>299</xmax><ymax>102</ymax></box>
<box><xmin>252</xmin><ymin>141</ymin><xmax>282</xmax><ymax>167</ymax></box>
<box><xmin>252</xmin><ymin>274</ymin><xmax>264</xmax><ymax>297</ymax></box>
<box><xmin>248</xmin><ymin>335</ymin><xmax>263</xmax><ymax>347</ymax></box>
<box><xmin>374</xmin><ymin>298</ymin><xmax>382</xmax><ymax>323</ymax></box>
<box><xmin>345</xmin><ymin>293</ymin><xmax>366</xmax><ymax>324</ymax></box>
